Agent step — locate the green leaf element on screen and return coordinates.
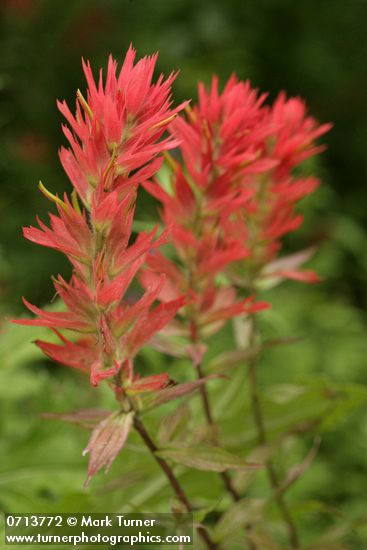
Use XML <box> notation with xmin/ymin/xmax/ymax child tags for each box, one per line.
<box><xmin>157</xmin><ymin>401</ymin><xmax>191</xmax><ymax>446</ymax></box>
<box><xmin>234</xmin><ymin>435</ymin><xmax>291</xmax><ymax>493</ymax></box>
<box><xmin>293</xmin><ymin>499</ymin><xmax>345</xmax><ymax>520</ymax></box>
<box><xmin>319</xmin><ymin>383</ymin><xmax>367</xmax><ymax>430</ymax></box>
<box><xmin>265</xmin><ymin>383</ymin><xmax>307</xmax><ymax>404</ymax></box>
<box><xmin>208</xmin><ymin>338</ymin><xmax>300</xmax><ymax>373</ymax></box>
<box><xmin>212</xmin><ymin>499</ymin><xmax>265</xmax><ymax>542</ymax></box>
<box><xmin>280</xmin><ymin>437</ymin><xmax>320</xmax><ymax>492</ymax></box>
<box><xmin>240</xmin><ymin>379</ymin><xmax>344</xmax><ymax>445</ymax></box>
<box><xmin>257</xmin><ymin>247</ymin><xmax>317</xmax><ymax>290</ymax></box>
<box><xmin>155</xmin><ymin>445</ymin><xmax>261</xmax><ymax>473</ymax></box>
<box><xmin>306</xmin><ymin>524</ymin><xmax>352</xmax><ymax>549</ymax></box>
<box><xmin>141</xmin><ymin>375</ymin><xmax>222</xmax><ymax>412</ymax></box>
<box><xmin>208</xmin><ymin>346</ymin><xmax>261</xmax><ymax>372</ymax></box>
<box><xmin>41</xmin><ymin>409</ymin><xmax>110</xmax><ymax>429</ymax></box>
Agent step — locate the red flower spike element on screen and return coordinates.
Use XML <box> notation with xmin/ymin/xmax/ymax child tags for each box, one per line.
<box><xmin>168</xmin><ymin>77</ymin><xmax>330</xmax><ymax>286</ymax></box>
<box><xmin>58</xmin><ymin>44</ymin><xmax>188</xmax><ymax>206</ymax></box>
<box><xmin>14</xmin><ymin>47</ymin><xmax>187</xmax><ymax>403</ymax></box>
<box><xmin>142</xmin><ymin>75</ymin><xmax>329</xmax><ymax>359</ymax></box>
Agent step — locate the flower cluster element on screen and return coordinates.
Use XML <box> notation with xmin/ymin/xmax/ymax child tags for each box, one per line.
<box><xmin>14</xmin><ymin>47</ymin><xmax>333</xmax><ymax>508</ymax></box>
<box><xmin>15</xmin><ymin>46</ymin><xmax>186</xmax><ymax>389</ymax></box>
<box><xmin>168</xmin><ymin>76</ymin><xmax>331</xmax><ymax>289</ymax></box>
<box><xmin>58</xmin><ymin>46</ymin><xmax>185</xmax><ymax>206</ymax></box>
<box><xmin>142</xmin><ymin>76</ymin><xmax>330</xmax><ymax>354</ymax></box>
<box><xmin>142</xmin><ymin>165</ymin><xmax>268</xmax><ymax>352</ymax></box>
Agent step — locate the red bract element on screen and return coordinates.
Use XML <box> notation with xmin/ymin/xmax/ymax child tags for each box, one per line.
<box><xmin>170</xmin><ymin>76</ymin><xmax>276</xmax><ymax>196</ymax></box>
<box><xmin>15</xmin><ymin>47</ymin><xmax>186</xmax><ymax>391</ymax></box>
<box><xmin>269</xmin><ymin>93</ymin><xmax>332</xmax><ymax>179</ymax></box>
<box><xmin>142</xmin><ymin>76</ymin><xmax>330</xmax><ymax>357</ymax></box>
<box><xmin>57</xmin><ymin>44</ymin><xmax>187</xmax><ymax>206</ymax></box>
<box><xmin>142</xmin><ymin>164</ymin><xmax>268</xmax><ymax>352</ymax></box>
<box><xmin>23</xmin><ymin>192</ymin><xmax>92</xmax><ymax>274</ymax></box>
<box><xmin>226</xmin><ymin>93</ymin><xmax>331</xmax><ymax>282</ymax></box>
<box><xmin>19</xmin><ymin>190</ymin><xmax>184</xmax><ymax>387</ymax></box>
<box><xmin>12</xmin><ymin>52</ymin><xmax>332</xmax><ymax>493</ymax></box>
<box><xmin>141</xmin><ymin>79</ymin><xmax>274</xmax><ymax>347</ymax></box>
<box><xmin>167</xmin><ymin>77</ymin><xmax>331</xmax><ymax>287</ymax></box>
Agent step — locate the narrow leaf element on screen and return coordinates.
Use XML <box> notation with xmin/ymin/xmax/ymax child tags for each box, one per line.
<box><xmin>257</xmin><ymin>246</ymin><xmax>318</xmax><ymax>289</ymax></box>
<box><xmin>265</xmin><ymin>383</ymin><xmax>307</xmax><ymax>405</ymax></box>
<box><xmin>273</xmin><ymin>436</ymin><xmax>321</xmax><ymax>497</ymax></box>
<box><xmin>262</xmin><ymin>246</ymin><xmax>317</xmax><ymax>273</ymax></box>
<box><xmin>209</xmin><ymin>346</ymin><xmax>261</xmax><ymax>372</ymax></box>
<box><xmin>157</xmin><ymin>401</ymin><xmax>191</xmax><ymax>446</ymax></box>
<box><xmin>155</xmin><ymin>445</ymin><xmax>261</xmax><ymax>473</ymax></box>
<box><xmin>95</xmin><ymin>471</ymin><xmax>146</xmax><ymax>495</ymax></box>
<box><xmin>141</xmin><ymin>375</ymin><xmax>222</xmax><ymax>412</ymax></box>
<box><xmin>41</xmin><ymin>408</ymin><xmax>109</xmax><ymax>429</ymax></box>
<box><xmin>274</xmin><ymin>268</ymin><xmax>320</xmax><ymax>283</ymax></box>
<box><xmin>209</xmin><ymin>337</ymin><xmax>301</xmax><ymax>373</ymax></box>
<box><xmin>149</xmin><ymin>333</ymin><xmax>187</xmax><ymax>357</ymax></box>
<box><xmin>212</xmin><ymin>499</ymin><xmax>265</xmax><ymax>542</ymax></box>
<box><xmin>235</xmin><ymin>429</ymin><xmax>319</xmax><ymax>494</ymax></box>
<box><xmin>126</xmin><ymin>373</ymin><xmax>169</xmax><ymax>395</ymax></box>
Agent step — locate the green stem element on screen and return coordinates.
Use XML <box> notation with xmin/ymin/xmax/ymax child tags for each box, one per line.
<box><xmin>184</xmin><ymin>175</ymin><xmax>257</xmax><ymax>547</ymax></box>
<box><xmin>133</xmin><ymin>415</ymin><xmax>218</xmax><ymax>550</ymax></box>
<box><xmin>191</xmin><ymin>323</ymin><xmax>260</xmax><ymax>550</ymax></box>
<box><xmin>194</xmin><ymin>357</ymin><xmax>259</xmax><ymax>550</ymax></box>
<box><xmin>190</xmin><ymin>319</ymin><xmax>241</xmax><ymax>503</ymax></box>
<box><xmin>195</xmin><ymin>362</ymin><xmax>241</xmax><ymax>502</ymax></box>
<box><xmin>246</xmin><ymin>317</ymin><xmax>300</xmax><ymax>549</ymax></box>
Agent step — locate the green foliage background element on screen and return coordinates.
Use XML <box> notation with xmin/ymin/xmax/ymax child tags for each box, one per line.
<box><xmin>0</xmin><ymin>1</ymin><xmax>366</xmax><ymax>548</ymax></box>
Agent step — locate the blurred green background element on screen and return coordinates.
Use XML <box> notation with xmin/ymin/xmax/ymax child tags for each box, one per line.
<box><xmin>0</xmin><ymin>1</ymin><xmax>366</xmax><ymax>548</ymax></box>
